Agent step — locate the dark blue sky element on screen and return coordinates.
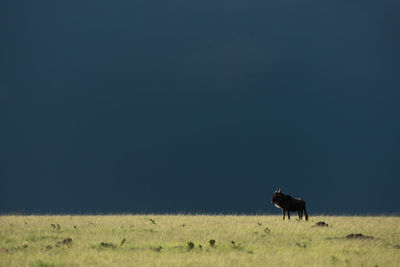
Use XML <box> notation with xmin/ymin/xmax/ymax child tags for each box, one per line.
<box><xmin>1</xmin><ymin>0</ymin><xmax>399</xmax><ymax>214</ymax></box>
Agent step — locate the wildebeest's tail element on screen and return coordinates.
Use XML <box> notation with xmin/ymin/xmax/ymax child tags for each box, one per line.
<box><xmin>304</xmin><ymin>205</ymin><xmax>309</xmax><ymax>221</ymax></box>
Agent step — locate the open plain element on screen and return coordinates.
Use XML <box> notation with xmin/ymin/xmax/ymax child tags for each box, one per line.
<box><xmin>1</xmin><ymin>215</ymin><xmax>399</xmax><ymax>266</ymax></box>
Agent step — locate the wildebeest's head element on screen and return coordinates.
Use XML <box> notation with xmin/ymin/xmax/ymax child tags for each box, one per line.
<box><xmin>271</xmin><ymin>189</ymin><xmax>283</xmax><ymax>208</ymax></box>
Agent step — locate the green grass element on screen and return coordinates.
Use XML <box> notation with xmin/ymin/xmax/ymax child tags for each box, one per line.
<box><xmin>1</xmin><ymin>215</ymin><xmax>399</xmax><ymax>266</ymax></box>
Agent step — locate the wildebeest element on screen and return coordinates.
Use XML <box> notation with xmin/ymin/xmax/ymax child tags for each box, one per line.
<box><xmin>271</xmin><ymin>189</ymin><xmax>309</xmax><ymax>221</ymax></box>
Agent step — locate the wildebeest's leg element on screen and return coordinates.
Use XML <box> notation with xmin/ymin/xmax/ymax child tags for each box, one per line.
<box><xmin>287</xmin><ymin>211</ymin><xmax>290</xmax><ymax>220</ymax></box>
<box><xmin>304</xmin><ymin>207</ymin><xmax>309</xmax><ymax>221</ymax></box>
<box><xmin>298</xmin><ymin>211</ymin><xmax>301</xmax><ymax>220</ymax></box>
<box><xmin>282</xmin><ymin>209</ymin><xmax>285</xmax><ymax>220</ymax></box>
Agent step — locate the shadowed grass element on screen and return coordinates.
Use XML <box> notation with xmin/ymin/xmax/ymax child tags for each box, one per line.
<box><xmin>0</xmin><ymin>215</ymin><xmax>399</xmax><ymax>266</ymax></box>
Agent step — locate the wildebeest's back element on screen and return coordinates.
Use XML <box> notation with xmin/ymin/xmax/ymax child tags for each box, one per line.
<box><xmin>284</xmin><ymin>195</ymin><xmax>306</xmax><ymax>212</ymax></box>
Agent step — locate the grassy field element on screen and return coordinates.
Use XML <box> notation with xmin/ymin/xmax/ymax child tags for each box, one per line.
<box><xmin>0</xmin><ymin>215</ymin><xmax>399</xmax><ymax>267</ymax></box>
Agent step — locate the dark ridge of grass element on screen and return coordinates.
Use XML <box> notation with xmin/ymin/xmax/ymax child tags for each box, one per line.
<box><xmin>30</xmin><ymin>260</ymin><xmax>55</xmax><ymax>267</ymax></box>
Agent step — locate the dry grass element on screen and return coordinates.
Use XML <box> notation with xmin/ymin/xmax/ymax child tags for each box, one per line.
<box><xmin>1</xmin><ymin>215</ymin><xmax>399</xmax><ymax>266</ymax></box>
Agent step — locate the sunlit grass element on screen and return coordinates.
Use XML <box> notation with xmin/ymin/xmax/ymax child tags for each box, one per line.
<box><xmin>1</xmin><ymin>215</ymin><xmax>399</xmax><ymax>266</ymax></box>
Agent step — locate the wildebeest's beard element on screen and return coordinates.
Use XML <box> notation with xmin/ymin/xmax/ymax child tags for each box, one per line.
<box><xmin>272</xmin><ymin>193</ymin><xmax>283</xmax><ymax>208</ymax></box>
